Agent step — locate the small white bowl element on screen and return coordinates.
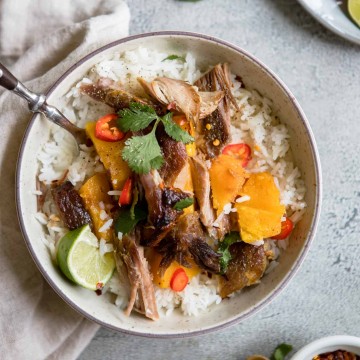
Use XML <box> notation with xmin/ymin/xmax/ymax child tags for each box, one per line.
<box><xmin>292</xmin><ymin>336</ymin><xmax>360</xmax><ymax>359</ymax></box>
<box><xmin>16</xmin><ymin>31</ymin><xmax>322</xmax><ymax>337</ymax></box>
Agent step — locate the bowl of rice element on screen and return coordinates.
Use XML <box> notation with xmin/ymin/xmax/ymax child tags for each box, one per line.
<box><xmin>16</xmin><ymin>31</ymin><xmax>322</xmax><ymax>337</ymax></box>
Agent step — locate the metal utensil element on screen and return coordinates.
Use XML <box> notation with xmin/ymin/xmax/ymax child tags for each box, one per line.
<box><xmin>0</xmin><ymin>62</ymin><xmax>87</xmax><ymax>150</ymax></box>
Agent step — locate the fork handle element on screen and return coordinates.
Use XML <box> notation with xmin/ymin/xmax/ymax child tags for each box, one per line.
<box><xmin>0</xmin><ymin>62</ymin><xmax>47</xmax><ymax>110</ymax></box>
<box><xmin>0</xmin><ymin>62</ymin><xmax>18</xmax><ymax>90</ymax></box>
<box><xmin>0</xmin><ymin>62</ymin><xmax>86</xmax><ymax>145</ymax></box>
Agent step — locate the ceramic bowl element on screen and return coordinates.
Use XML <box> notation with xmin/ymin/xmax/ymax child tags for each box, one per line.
<box><xmin>297</xmin><ymin>0</ymin><xmax>360</xmax><ymax>45</ymax></box>
<box><xmin>16</xmin><ymin>31</ymin><xmax>322</xmax><ymax>337</ymax></box>
<box><xmin>292</xmin><ymin>335</ymin><xmax>360</xmax><ymax>359</ymax></box>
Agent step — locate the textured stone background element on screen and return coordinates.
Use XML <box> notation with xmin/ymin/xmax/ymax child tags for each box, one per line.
<box><xmin>79</xmin><ymin>0</ymin><xmax>360</xmax><ymax>359</ymax></box>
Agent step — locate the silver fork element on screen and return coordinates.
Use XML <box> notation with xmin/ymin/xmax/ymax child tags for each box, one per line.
<box><xmin>0</xmin><ymin>62</ymin><xmax>87</xmax><ymax>151</ymax></box>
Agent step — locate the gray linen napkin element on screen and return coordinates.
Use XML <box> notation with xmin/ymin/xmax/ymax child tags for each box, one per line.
<box><xmin>0</xmin><ymin>1</ymin><xmax>130</xmax><ymax>358</ymax></box>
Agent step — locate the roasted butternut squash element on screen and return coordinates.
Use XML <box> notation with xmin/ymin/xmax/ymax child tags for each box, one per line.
<box><xmin>85</xmin><ymin>121</ymin><xmax>131</xmax><ymax>190</ymax></box>
<box><xmin>209</xmin><ymin>154</ymin><xmax>248</xmax><ymax>216</ymax></box>
<box><xmin>79</xmin><ymin>172</ymin><xmax>113</xmax><ymax>241</ymax></box>
<box><xmin>235</xmin><ymin>172</ymin><xmax>285</xmax><ymax>243</ymax></box>
<box><xmin>147</xmin><ymin>249</ymin><xmax>200</xmax><ymax>289</ymax></box>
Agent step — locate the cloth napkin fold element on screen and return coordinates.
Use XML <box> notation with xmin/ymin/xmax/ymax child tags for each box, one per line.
<box><xmin>0</xmin><ymin>1</ymin><xmax>130</xmax><ymax>359</ymax></box>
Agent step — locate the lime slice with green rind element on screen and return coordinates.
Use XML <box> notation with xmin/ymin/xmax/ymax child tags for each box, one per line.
<box><xmin>348</xmin><ymin>0</ymin><xmax>360</xmax><ymax>27</ymax></box>
<box><xmin>57</xmin><ymin>224</ymin><xmax>115</xmax><ymax>290</ymax></box>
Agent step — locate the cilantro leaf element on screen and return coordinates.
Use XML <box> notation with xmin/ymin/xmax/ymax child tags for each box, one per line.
<box><xmin>162</xmin><ymin>54</ymin><xmax>186</xmax><ymax>62</ymax></box>
<box><xmin>161</xmin><ymin>113</ymin><xmax>194</xmax><ymax>144</ymax></box>
<box><xmin>150</xmin><ymin>154</ymin><xmax>165</xmax><ymax>170</ymax></box>
<box><xmin>117</xmin><ymin>103</ymin><xmax>158</xmax><ymax>132</ymax></box>
<box><xmin>218</xmin><ymin>232</ymin><xmax>241</xmax><ymax>274</ymax></box>
<box><xmin>271</xmin><ymin>344</ymin><xmax>293</xmax><ymax>360</ymax></box>
<box><xmin>173</xmin><ymin>197</ymin><xmax>194</xmax><ymax>210</ymax></box>
<box><xmin>119</xmin><ymin>103</ymin><xmax>194</xmax><ymax>174</ymax></box>
<box><xmin>114</xmin><ymin>205</ymin><xmax>147</xmax><ymax>235</ymax></box>
<box><xmin>121</xmin><ymin>127</ymin><xmax>164</xmax><ymax>174</ymax></box>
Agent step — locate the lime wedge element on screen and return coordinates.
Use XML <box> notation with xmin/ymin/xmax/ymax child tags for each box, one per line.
<box><xmin>348</xmin><ymin>0</ymin><xmax>360</xmax><ymax>27</ymax></box>
<box><xmin>57</xmin><ymin>224</ymin><xmax>115</xmax><ymax>290</ymax></box>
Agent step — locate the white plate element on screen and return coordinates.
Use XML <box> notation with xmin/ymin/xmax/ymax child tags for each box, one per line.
<box><xmin>297</xmin><ymin>0</ymin><xmax>360</xmax><ymax>45</ymax></box>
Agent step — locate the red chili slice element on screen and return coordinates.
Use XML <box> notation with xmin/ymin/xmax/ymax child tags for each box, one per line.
<box><xmin>222</xmin><ymin>143</ymin><xmax>252</xmax><ymax>167</ymax></box>
<box><xmin>95</xmin><ymin>114</ymin><xmax>124</xmax><ymax>142</ymax></box>
<box><xmin>170</xmin><ymin>268</ymin><xmax>189</xmax><ymax>292</ymax></box>
<box><xmin>119</xmin><ymin>177</ymin><xmax>132</xmax><ymax>206</ymax></box>
<box><xmin>271</xmin><ymin>217</ymin><xmax>294</xmax><ymax>240</ymax></box>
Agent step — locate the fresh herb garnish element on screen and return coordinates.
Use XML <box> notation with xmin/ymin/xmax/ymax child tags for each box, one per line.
<box><xmin>114</xmin><ymin>205</ymin><xmax>147</xmax><ymax>235</ymax></box>
<box><xmin>117</xmin><ymin>103</ymin><xmax>158</xmax><ymax>132</ymax></box>
<box><xmin>162</xmin><ymin>54</ymin><xmax>186</xmax><ymax>62</ymax></box>
<box><xmin>217</xmin><ymin>232</ymin><xmax>241</xmax><ymax>274</ymax></box>
<box><xmin>121</xmin><ymin>120</ymin><xmax>164</xmax><ymax>174</ymax></box>
<box><xmin>173</xmin><ymin>197</ymin><xmax>194</xmax><ymax>210</ymax></box>
<box><xmin>118</xmin><ymin>103</ymin><xmax>194</xmax><ymax>174</ymax></box>
<box><xmin>271</xmin><ymin>343</ymin><xmax>293</xmax><ymax>360</ymax></box>
<box><xmin>161</xmin><ymin>112</ymin><xmax>194</xmax><ymax>143</ymax></box>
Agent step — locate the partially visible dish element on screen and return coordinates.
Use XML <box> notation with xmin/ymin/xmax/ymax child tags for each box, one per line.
<box><xmin>297</xmin><ymin>0</ymin><xmax>360</xmax><ymax>45</ymax></box>
<box><xmin>292</xmin><ymin>336</ymin><xmax>360</xmax><ymax>360</ymax></box>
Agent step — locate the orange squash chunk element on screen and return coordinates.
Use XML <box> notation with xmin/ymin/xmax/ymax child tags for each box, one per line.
<box><xmin>209</xmin><ymin>154</ymin><xmax>248</xmax><ymax>216</ymax></box>
<box><xmin>147</xmin><ymin>249</ymin><xmax>200</xmax><ymax>289</ymax></box>
<box><xmin>79</xmin><ymin>172</ymin><xmax>113</xmax><ymax>241</ymax></box>
<box><xmin>235</xmin><ymin>172</ymin><xmax>285</xmax><ymax>243</ymax></box>
<box><xmin>85</xmin><ymin>121</ymin><xmax>131</xmax><ymax>190</ymax></box>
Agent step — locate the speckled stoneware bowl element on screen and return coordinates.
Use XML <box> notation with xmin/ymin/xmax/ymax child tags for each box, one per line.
<box><xmin>291</xmin><ymin>336</ymin><xmax>360</xmax><ymax>359</ymax></box>
<box><xmin>16</xmin><ymin>31</ymin><xmax>322</xmax><ymax>337</ymax></box>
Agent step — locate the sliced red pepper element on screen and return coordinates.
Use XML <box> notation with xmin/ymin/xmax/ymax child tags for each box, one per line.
<box><xmin>222</xmin><ymin>143</ymin><xmax>252</xmax><ymax>167</ymax></box>
<box><xmin>95</xmin><ymin>114</ymin><xmax>124</xmax><ymax>142</ymax></box>
<box><xmin>271</xmin><ymin>217</ymin><xmax>294</xmax><ymax>240</ymax></box>
<box><xmin>170</xmin><ymin>268</ymin><xmax>189</xmax><ymax>292</ymax></box>
<box><xmin>119</xmin><ymin>177</ymin><xmax>132</xmax><ymax>206</ymax></box>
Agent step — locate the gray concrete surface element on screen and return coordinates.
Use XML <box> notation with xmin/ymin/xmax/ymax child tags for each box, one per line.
<box><xmin>79</xmin><ymin>0</ymin><xmax>360</xmax><ymax>359</ymax></box>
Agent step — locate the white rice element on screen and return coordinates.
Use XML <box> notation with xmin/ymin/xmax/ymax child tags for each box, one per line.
<box><xmin>35</xmin><ymin>47</ymin><xmax>307</xmax><ymax>318</ymax></box>
<box><xmin>236</xmin><ymin>195</ymin><xmax>251</xmax><ymax>203</ymax></box>
<box><xmin>99</xmin><ymin>238</ymin><xmax>114</xmax><ymax>257</ymax></box>
<box><xmin>99</xmin><ymin>209</ymin><xmax>108</xmax><ymax>221</ymax></box>
<box><xmin>107</xmin><ymin>190</ymin><xmax>121</xmax><ymax>196</ymax></box>
<box><xmin>98</xmin><ymin>219</ymin><xmax>113</xmax><ymax>233</ymax></box>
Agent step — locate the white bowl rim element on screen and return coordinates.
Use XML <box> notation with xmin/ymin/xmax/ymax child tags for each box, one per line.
<box><xmin>291</xmin><ymin>335</ymin><xmax>360</xmax><ymax>359</ymax></box>
<box><xmin>15</xmin><ymin>30</ymin><xmax>322</xmax><ymax>338</ymax></box>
